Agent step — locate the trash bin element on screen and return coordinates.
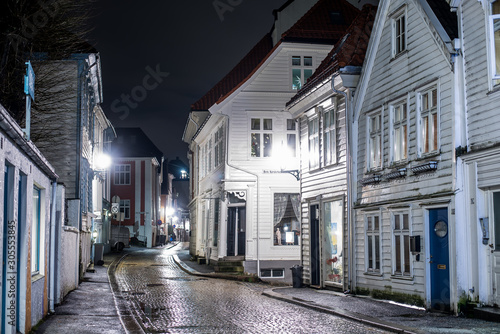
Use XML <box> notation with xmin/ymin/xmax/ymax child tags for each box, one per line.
<box><xmin>94</xmin><ymin>243</ymin><xmax>104</xmax><ymax>265</ymax></box>
<box><xmin>290</xmin><ymin>265</ymin><xmax>303</xmax><ymax>288</ymax></box>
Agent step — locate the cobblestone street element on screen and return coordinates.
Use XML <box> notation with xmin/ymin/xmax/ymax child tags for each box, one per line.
<box><xmin>111</xmin><ymin>245</ymin><xmax>390</xmax><ymax>334</ymax></box>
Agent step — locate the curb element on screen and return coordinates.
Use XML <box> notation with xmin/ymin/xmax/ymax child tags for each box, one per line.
<box><xmin>262</xmin><ymin>288</ymin><xmax>424</xmax><ymax>334</ymax></box>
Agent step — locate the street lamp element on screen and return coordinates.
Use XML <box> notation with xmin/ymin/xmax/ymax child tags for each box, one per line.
<box><xmin>273</xmin><ymin>142</ymin><xmax>300</xmax><ymax>180</ymax></box>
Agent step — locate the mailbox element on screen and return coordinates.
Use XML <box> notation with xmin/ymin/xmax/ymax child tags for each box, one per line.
<box><xmin>410</xmin><ymin>235</ymin><xmax>421</xmax><ymax>253</ymax></box>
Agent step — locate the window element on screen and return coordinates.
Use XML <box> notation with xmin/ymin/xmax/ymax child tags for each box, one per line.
<box><xmin>418</xmin><ymin>87</ymin><xmax>439</xmax><ymax>155</ymax></box>
<box><xmin>251</xmin><ymin>118</ymin><xmax>273</xmax><ymax>157</ymax></box>
<box><xmin>368</xmin><ymin>112</ymin><xmax>382</xmax><ymax>170</ymax></box>
<box><xmin>273</xmin><ymin>193</ymin><xmax>300</xmax><ymax>246</ymax></box>
<box><xmin>323</xmin><ymin>105</ymin><xmax>336</xmax><ymax>165</ymax></box>
<box><xmin>323</xmin><ymin>199</ymin><xmax>343</xmax><ymax>284</ymax></box>
<box><xmin>214</xmin><ymin>126</ymin><xmax>224</xmax><ymax>168</ymax></box>
<box><xmin>393</xmin><ymin>212</ymin><xmax>411</xmax><ymax>276</ymax></box>
<box><xmin>120</xmin><ymin>199</ymin><xmax>131</xmax><ymax>219</ymax></box>
<box><xmin>292</xmin><ymin>56</ymin><xmax>313</xmax><ymax>90</ymax></box>
<box><xmin>32</xmin><ymin>186</ymin><xmax>43</xmax><ymax>274</ymax></box>
<box><xmin>286</xmin><ymin>119</ymin><xmax>297</xmax><ymax>157</ymax></box>
<box><xmin>391</xmin><ymin>101</ymin><xmax>408</xmax><ymax>162</ymax></box>
<box><xmin>392</xmin><ymin>10</ymin><xmax>407</xmax><ymax>57</ymax></box>
<box><xmin>114</xmin><ymin>164</ymin><xmax>131</xmax><ymax>185</ymax></box>
<box><xmin>260</xmin><ymin>268</ymin><xmax>285</xmax><ymax>278</ymax></box>
<box><xmin>366</xmin><ymin>214</ymin><xmax>381</xmax><ymax>273</ymax></box>
<box><xmin>213</xmin><ymin>199</ymin><xmax>219</xmax><ymax>247</ymax></box>
<box><xmin>489</xmin><ymin>1</ymin><xmax>500</xmax><ymax>84</ymax></box>
<box><xmin>308</xmin><ymin>116</ymin><xmax>319</xmax><ymax>169</ymax></box>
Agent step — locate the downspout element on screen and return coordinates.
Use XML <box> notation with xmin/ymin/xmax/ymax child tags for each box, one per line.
<box><xmin>331</xmin><ymin>77</ymin><xmax>352</xmax><ymax>291</ymax></box>
<box><xmin>49</xmin><ymin>179</ymin><xmax>57</xmax><ymax>312</ymax></box>
<box><xmin>219</xmin><ymin>111</ymin><xmax>260</xmax><ymax>277</ymax></box>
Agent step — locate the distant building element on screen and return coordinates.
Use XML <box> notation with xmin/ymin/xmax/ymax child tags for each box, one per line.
<box><xmin>110</xmin><ymin>128</ymin><xmax>163</xmax><ymax>248</ymax></box>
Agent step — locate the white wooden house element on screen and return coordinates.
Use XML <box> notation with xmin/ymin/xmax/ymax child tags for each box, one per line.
<box><xmin>184</xmin><ymin>0</ymin><xmax>360</xmax><ymax>283</ymax></box>
<box><xmin>451</xmin><ymin>0</ymin><xmax>500</xmax><ymax>309</ymax></box>
<box><xmin>287</xmin><ymin>4</ymin><xmax>376</xmax><ymax>291</ymax></box>
<box><xmin>352</xmin><ymin>0</ymin><xmax>459</xmax><ymax>312</ymax></box>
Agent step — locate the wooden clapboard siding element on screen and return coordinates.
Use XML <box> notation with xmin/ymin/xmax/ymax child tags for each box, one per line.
<box><xmin>354</xmin><ymin>0</ymin><xmax>455</xmax><ymax>297</ymax></box>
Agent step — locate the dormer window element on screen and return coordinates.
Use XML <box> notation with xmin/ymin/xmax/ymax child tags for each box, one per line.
<box><xmin>292</xmin><ymin>56</ymin><xmax>313</xmax><ymax>90</ymax></box>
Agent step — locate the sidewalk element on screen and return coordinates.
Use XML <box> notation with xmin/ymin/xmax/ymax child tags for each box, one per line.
<box><xmin>173</xmin><ymin>247</ymin><xmax>500</xmax><ymax>334</ymax></box>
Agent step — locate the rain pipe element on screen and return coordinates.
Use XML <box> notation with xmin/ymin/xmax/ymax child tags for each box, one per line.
<box><xmin>49</xmin><ymin>180</ymin><xmax>57</xmax><ymax>312</ymax></box>
<box><xmin>331</xmin><ymin>71</ymin><xmax>353</xmax><ymax>291</ymax></box>
<box><xmin>218</xmin><ymin>111</ymin><xmax>259</xmax><ymax>277</ymax></box>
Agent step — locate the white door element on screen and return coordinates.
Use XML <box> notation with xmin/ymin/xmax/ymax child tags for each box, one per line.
<box><xmin>492</xmin><ymin>192</ymin><xmax>500</xmax><ymax>305</ymax></box>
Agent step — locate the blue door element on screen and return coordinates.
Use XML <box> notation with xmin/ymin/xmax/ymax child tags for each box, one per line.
<box><xmin>429</xmin><ymin>208</ymin><xmax>450</xmax><ymax>312</ymax></box>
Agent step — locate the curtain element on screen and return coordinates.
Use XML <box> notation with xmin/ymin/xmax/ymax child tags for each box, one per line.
<box><xmin>274</xmin><ymin>194</ymin><xmax>288</xmax><ymax>226</ymax></box>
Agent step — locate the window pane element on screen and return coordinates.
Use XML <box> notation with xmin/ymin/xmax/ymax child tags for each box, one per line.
<box><xmin>374</xmin><ymin>216</ymin><xmax>379</xmax><ymax>230</ymax></box>
<box><xmin>263</xmin><ymin>119</ymin><xmax>272</xmax><ymax>130</ymax></box>
<box><xmin>403</xmin><ymin>213</ymin><xmax>409</xmax><ymax>230</ymax></box>
<box><xmin>423</xmin><ymin>116</ymin><xmax>429</xmax><ymax>153</ymax></box>
<box><xmin>367</xmin><ymin>216</ymin><xmax>372</xmax><ymax>230</ymax></box>
<box><xmin>395</xmin><ymin>214</ymin><xmax>400</xmax><ymax>230</ymax></box>
<box><xmin>287</xmin><ymin>134</ymin><xmax>296</xmax><ymax>157</ymax></box>
<box><xmin>292</xmin><ymin>56</ymin><xmax>301</xmax><ymax>66</ymax></box>
<box><xmin>251</xmin><ymin>118</ymin><xmax>260</xmax><ymax>130</ymax></box>
<box><xmin>432</xmin><ymin>113</ymin><xmax>438</xmax><ymax>151</ymax></box>
<box><xmin>403</xmin><ymin>124</ymin><xmax>407</xmax><ymax>159</ymax></box>
<box><xmin>251</xmin><ymin>133</ymin><xmax>260</xmax><ymax>157</ymax></box>
<box><xmin>404</xmin><ymin>235</ymin><xmax>411</xmax><ymax>274</ymax></box>
<box><xmin>261</xmin><ymin>269</ymin><xmax>272</xmax><ymax>277</ymax></box>
<box><xmin>292</xmin><ymin>69</ymin><xmax>302</xmax><ymax>89</ymax></box>
<box><xmin>368</xmin><ymin>235</ymin><xmax>373</xmax><ymax>270</ymax></box>
<box><xmin>304</xmin><ymin>69</ymin><xmax>313</xmax><ymax>83</ymax></box>
<box><xmin>304</xmin><ymin>56</ymin><xmax>312</xmax><ymax>66</ymax></box>
<box><xmin>287</xmin><ymin>119</ymin><xmax>296</xmax><ymax>130</ymax></box>
<box><xmin>375</xmin><ymin>235</ymin><xmax>380</xmax><ymax>270</ymax></box>
<box><xmin>395</xmin><ymin>235</ymin><xmax>401</xmax><ymax>273</ymax></box>
<box><xmin>263</xmin><ymin>134</ymin><xmax>272</xmax><ymax>157</ymax></box>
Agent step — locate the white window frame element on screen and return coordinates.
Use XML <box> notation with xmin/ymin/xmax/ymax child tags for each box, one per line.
<box><xmin>392</xmin><ymin>211</ymin><xmax>412</xmax><ymax>277</ymax></box>
<box><xmin>489</xmin><ymin>1</ymin><xmax>500</xmax><ymax>87</ymax></box>
<box><xmin>250</xmin><ymin>117</ymin><xmax>274</xmax><ymax>158</ymax></box>
<box><xmin>214</xmin><ymin>125</ymin><xmax>224</xmax><ymax>168</ymax></box>
<box><xmin>365</xmin><ymin>212</ymin><xmax>382</xmax><ymax>274</ymax></box>
<box><xmin>417</xmin><ymin>84</ymin><xmax>440</xmax><ymax>156</ymax></box>
<box><xmin>323</xmin><ymin>101</ymin><xmax>337</xmax><ymax>166</ymax></box>
<box><xmin>389</xmin><ymin>98</ymin><xmax>409</xmax><ymax>164</ymax></box>
<box><xmin>120</xmin><ymin>199</ymin><xmax>131</xmax><ymax>220</ymax></box>
<box><xmin>291</xmin><ymin>55</ymin><xmax>314</xmax><ymax>90</ymax></box>
<box><xmin>114</xmin><ymin>164</ymin><xmax>131</xmax><ymax>185</ymax></box>
<box><xmin>31</xmin><ymin>186</ymin><xmax>45</xmax><ymax>275</ymax></box>
<box><xmin>286</xmin><ymin>119</ymin><xmax>298</xmax><ymax>158</ymax></box>
<box><xmin>391</xmin><ymin>7</ymin><xmax>407</xmax><ymax>58</ymax></box>
<box><xmin>367</xmin><ymin>110</ymin><xmax>383</xmax><ymax>171</ymax></box>
<box><xmin>308</xmin><ymin>113</ymin><xmax>320</xmax><ymax>169</ymax></box>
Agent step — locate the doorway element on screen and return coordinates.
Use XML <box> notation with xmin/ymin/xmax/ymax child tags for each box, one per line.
<box><xmin>429</xmin><ymin>208</ymin><xmax>450</xmax><ymax>312</ymax></box>
<box><xmin>227</xmin><ymin>206</ymin><xmax>246</xmax><ymax>257</ymax></box>
<box><xmin>491</xmin><ymin>192</ymin><xmax>500</xmax><ymax>305</ymax></box>
<box><xmin>310</xmin><ymin>204</ymin><xmax>320</xmax><ymax>286</ymax></box>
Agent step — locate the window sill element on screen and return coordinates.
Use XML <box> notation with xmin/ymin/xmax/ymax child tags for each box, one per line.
<box><xmin>415</xmin><ymin>151</ymin><xmax>441</xmax><ymax>161</ymax></box>
<box><xmin>390</xmin><ymin>50</ymin><xmax>409</xmax><ymax>63</ymax></box>
<box><xmin>363</xmin><ymin>272</ymin><xmax>383</xmax><ymax>279</ymax></box>
<box><xmin>31</xmin><ymin>273</ymin><xmax>45</xmax><ymax>282</ymax></box>
<box><xmin>390</xmin><ymin>275</ymin><xmax>414</xmax><ymax>283</ymax></box>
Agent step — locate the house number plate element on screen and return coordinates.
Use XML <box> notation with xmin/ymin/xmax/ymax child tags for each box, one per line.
<box><xmin>437</xmin><ymin>264</ymin><xmax>446</xmax><ymax>270</ymax></box>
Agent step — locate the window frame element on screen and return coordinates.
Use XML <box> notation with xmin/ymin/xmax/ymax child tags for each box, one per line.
<box><xmin>250</xmin><ymin>117</ymin><xmax>274</xmax><ymax>158</ymax></box>
<box><xmin>391</xmin><ymin>210</ymin><xmax>412</xmax><ymax>277</ymax></box>
<box><xmin>291</xmin><ymin>55</ymin><xmax>314</xmax><ymax>90</ymax></box>
<box><xmin>488</xmin><ymin>1</ymin><xmax>500</xmax><ymax>87</ymax></box>
<box><xmin>120</xmin><ymin>199</ymin><xmax>131</xmax><ymax>220</ymax></box>
<box><xmin>286</xmin><ymin>118</ymin><xmax>298</xmax><ymax>158</ymax></box>
<box><xmin>114</xmin><ymin>164</ymin><xmax>131</xmax><ymax>185</ymax></box>
<box><xmin>389</xmin><ymin>98</ymin><xmax>409</xmax><ymax>164</ymax></box>
<box><xmin>367</xmin><ymin>110</ymin><xmax>383</xmax><ymax>171</ymax></box>
<box><xmin>365</xmin><ymin>212</ymin><xmax>382</xmax><ymax>274</ymax></box>
<box><xmin>308</xmin><ymin>112</ymin><xmax>320</xmax><ymax>170</ymax></box>
<box><xmin>323</xmin><ymin>101</ymin><xmax>337</xmax><ymax>166</ymax></box>
<box><xmin>273</xmin><ymin>192</ymin><xmax>300</xmax><ymax>247</ymax></box>
<box><xmin>417</xmin><ymin>84</ymin><xmax>440</xmax><ymax>157</ymax></box>
<box><xmin>391</xmin><ymin>7</ymin><xmax>407</xmax><ymax>58</ymax></box>
<box><xmin>31</xmin><ymin>186</ymin><xmax>45</xmax><ymax>275</ymax></box>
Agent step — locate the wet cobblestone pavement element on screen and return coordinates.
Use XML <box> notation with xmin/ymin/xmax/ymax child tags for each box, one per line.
<box><xmin>113</xmin><ymin>246</ymin><xmax>390</xmax><ymax>334</ymax></box>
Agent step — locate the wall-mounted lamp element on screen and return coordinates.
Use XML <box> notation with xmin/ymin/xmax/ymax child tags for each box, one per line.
<box><xmin>411</xmin><ymin>161</ymin><xmax>438</xmax><ymax>175</ymax></box>
<box><xmin>385</xmin><ymin>168</ymin><xmax>407</xmax><ymax>180</ymax></box>
<box><xmin>360</xmin><ymin>174</ymin><xmax>381</xmax><ymax>185</ymax></box>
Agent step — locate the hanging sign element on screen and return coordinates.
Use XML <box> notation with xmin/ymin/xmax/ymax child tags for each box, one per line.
<box><xmin>24</xmin><ymin>61</ymin><xmax>35</xmax><ymax>101</ymax></box>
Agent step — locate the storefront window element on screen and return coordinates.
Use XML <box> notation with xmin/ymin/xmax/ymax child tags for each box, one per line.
<box><xmin>323</xmin><ymin>199</ymin><xmax>343</xmax><ymax>284</ymax></box>
<box><xmin>273</xmin><ymin>193</ymin><xmax>300</xmax><ymax>246</ymax></box>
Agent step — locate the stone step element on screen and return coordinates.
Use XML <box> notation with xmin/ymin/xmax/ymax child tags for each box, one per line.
<box><xmin>216</xmin><ymin>261</ymin><xmax>243</xmax><ymax>267</ymax></box>
<box><xmin>214</xmin><ymin>265</ymin><xmax>244</xmax><ymax>273</ymax></box>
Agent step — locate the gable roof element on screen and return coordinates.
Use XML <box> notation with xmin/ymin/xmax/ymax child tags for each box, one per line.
<box><xmin>111</xmin><ymin>127</ymin><xmax>163</xmax><ymax>166</ymax></box>
<box><xmin>191</xmin><ymin>0</ymin><xmax>360</xmax><ymax>112</ymax></box>
<box><xmin>287</xmin><ymin>4</ymin><xmax>377</xmax><ymax>107</ymax></box>
<box><xmin>425</xmin><ymin>0</ymin><xmax>458</xmax><ymax>40</ymax></box>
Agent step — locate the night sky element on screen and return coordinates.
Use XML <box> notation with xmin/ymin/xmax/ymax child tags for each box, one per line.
<box><xmin>89</xmin><ymin>0</ymin><xmax>289</xmax><ymax>164</ymax></box>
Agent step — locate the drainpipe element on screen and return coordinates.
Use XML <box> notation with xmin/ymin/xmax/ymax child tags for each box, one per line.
<box><xmin>49</xmin><ymin>179</ymin><xmax>57</xmax><ymax>312</ymax></box>
<box><xmin>332</xmin><ymin>65</ymin><xmax>361</xmax><ymax>292</ymax></box>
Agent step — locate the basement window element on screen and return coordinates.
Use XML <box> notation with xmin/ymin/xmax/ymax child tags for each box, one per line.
<box><xmin>261</xmin><ymin>269</ymin><xmax>285</xmax><ymax>278</ymax></box>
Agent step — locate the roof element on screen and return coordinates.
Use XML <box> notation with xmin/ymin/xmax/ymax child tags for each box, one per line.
<box><xmin>191</xmin><ymin>0</ymin><xmax>360</xmax><ymax>112</ymax></box>
<box><xmin>111</xmin><ymin>128</ymin><xmax>163</xmax><ymax>166</ymax></box>
<box><xmin>287</xmin><ymin>4</ymin><xmax>377</xmax><ymax>107</ymax></box>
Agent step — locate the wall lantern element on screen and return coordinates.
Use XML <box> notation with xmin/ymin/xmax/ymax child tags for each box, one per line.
<box><xmin>385</xmin><ymin>168</ymin><xmax>407</xmax><ymax>180</ymax></box>
<box><xmin>411</xmin><ymin>161</ymin><xmax>438</xmax><ymax>175</ymax></box>
<box><xmin>360</xmin><ymin>174</ymin><xmax>382</xmax><ymax>185</ymax></box>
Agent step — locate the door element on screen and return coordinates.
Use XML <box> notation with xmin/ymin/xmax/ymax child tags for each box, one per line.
<box><xmin>429</xmin><ymin>208</ymin><xmax>450</xmax><ymax>312</ymax></box>
<box><xmin>227</xmin><ymin>207</ymin><xmax>246</xmax><ymax>257</ymax></box>
<box><xmin>310</xmin><ymin>204</ymin><xmax>320</xmax><ymax>286</ymax></box>
<box><xmin>492</xmin><ymin>192</ymin><xmax>500</xmax><ymax>305</ymax></box>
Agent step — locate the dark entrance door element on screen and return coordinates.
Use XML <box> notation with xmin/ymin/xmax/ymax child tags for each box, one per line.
<box><xmin>429</xmin><ymin>208</ymin><xmax>450</xmax><ymax>312</ymax></box>
<box><xmin>310</xmin><ymin>204</ymin><xmax>320</xmax><ymax>286</ymax></box>
<box><xmin>227</xmin><ymin>207</ymin><xmax>246</xmax><ymax>257</ymax></box>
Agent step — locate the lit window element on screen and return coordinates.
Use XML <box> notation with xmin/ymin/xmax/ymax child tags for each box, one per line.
<box><xmin>323</xmin><ymin>105</ymin><xmax>336</xmax><ymax>166</ymax></box>
<box><xmin>114</xmin><ymin>164</ymin><xmax>131</xmax><ymax>185</ymax></box>
<box><xmin>419</xmin><ymin>87</ymin><xmax>439</xmax><ymax>155</ymax></box>
<box><xmin>391</xmin><ymin>101</ymin><xmax>408</xmax><ymax>162</ymax></box>
<box><xmin>366</xmin><ymin>214</ymin><xmax>381</xmax><ymax>273</ymax></box>
<box><xmin>392</xmin><ymin>11</ymin><xmax>406</xmax><ymax>57</ymax></box>
<box><xmin>292</xmin><ymin>56</ymin><xmax>313</xmax><ymax>90</ymax></box>
<box><xmin>214</xmin><ymin>126</ymin><xmax>224</xmax><ymax>168</ymax></box>
<box><xmin>273</xmin><ymin>193</ymin><xmax>300</xmax><ymax>246</ymax></box>
<box><xmin>393</xmin><ymin>212</ymin><xmax>411</xmax><ymax>276</ymax></box>
<box><xmin>32</xmin><ymin>186</ymin><xmax>42</xmax><ymax>274</ymax></box>
<box><xmin>286</xmin><ymin>119</ymin><xmax>297</xmax><ymax>157</ymax></box>
<box><xmin>120</xmin><ymin>199</ymin><xmax>131</xmax><ymax>220</ymax></box>
<box><xmin>368</xmin><ymin>112</ymin><xmax>382</xmax><ymax>170</ymax></box>
<box><xmin>251</xmin><ymin>118</ymin><xmax>273</xmax><ymax>157</ymax></box>
<box><xmin>308</xmin><ymin>116</ymin><xmax>319</xmax><ymax>169</ymax></box>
